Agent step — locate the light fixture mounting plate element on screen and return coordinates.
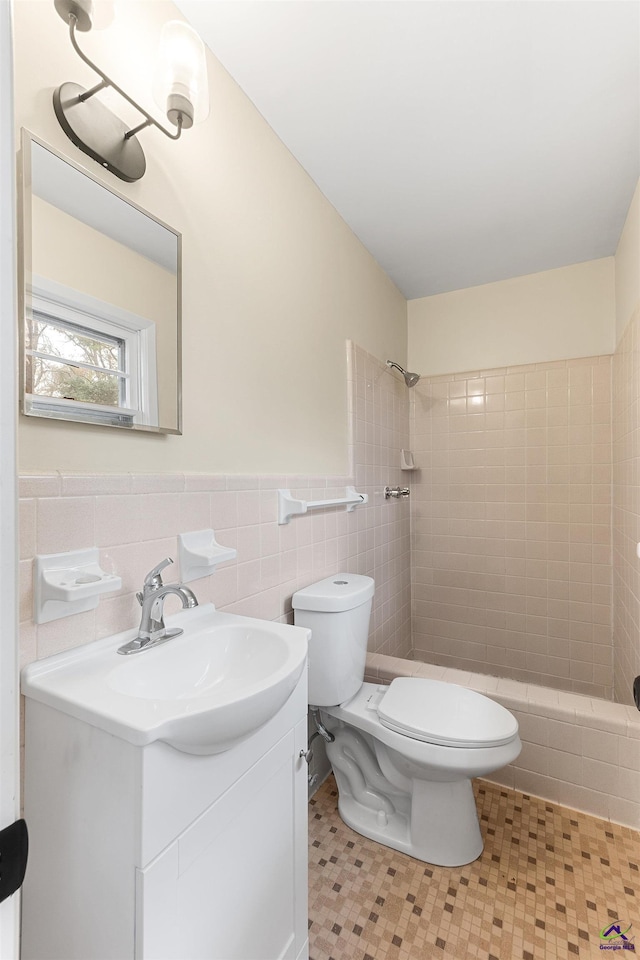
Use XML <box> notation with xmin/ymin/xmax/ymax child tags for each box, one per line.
<box><xmin>53</xmin><ymin>82</ymin><xmax>146</xmax><ymax>183</ymax></box>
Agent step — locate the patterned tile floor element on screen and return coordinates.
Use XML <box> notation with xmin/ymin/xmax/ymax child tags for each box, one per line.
<box><xmin>308</xmin><ymin>777</ymin><xmax>640</xmax><ymax>960</ymax></box>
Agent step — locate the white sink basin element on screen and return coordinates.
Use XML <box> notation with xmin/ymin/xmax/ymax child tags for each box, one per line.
<box><xmin>21</xmin><ymin>604</ymin><xmax>309</xmax><ymax>755</ymax></box>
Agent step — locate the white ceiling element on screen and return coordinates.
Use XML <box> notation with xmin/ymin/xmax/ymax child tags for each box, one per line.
<box><xmin>175</xmin><ymin>1</ymin><xmax>640</xmax><ymax>300</ymax></box>
<box><xmin>32</xmin><ymin>141</ymin><xmax>178</xmax><ymax>273</ymax></box>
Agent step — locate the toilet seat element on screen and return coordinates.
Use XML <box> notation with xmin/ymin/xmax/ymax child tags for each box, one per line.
<box><xmin>377</xmin><ymin>677</ymin><xmax>519</xmax><ymax>749</ymax></box>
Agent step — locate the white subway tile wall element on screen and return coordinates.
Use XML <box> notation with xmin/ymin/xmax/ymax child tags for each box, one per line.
<box><xmin>613</xmin><ymin>305</ymin><xmax>640</xmax><ymax>706</ymax></box>
<box><xmin>410</xmin><ymin>356</ymin><xmax>614</xmax><ymax>699</ymax></box>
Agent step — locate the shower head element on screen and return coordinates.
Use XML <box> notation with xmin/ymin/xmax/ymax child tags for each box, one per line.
<box><xmin>403</xmin><ymin>370</ymin><xmax>421</xmax><ymax>388</ymax></box>
<box><xmin>386</xmin><ymin>360</ymin><xmax>421</xmax><ymax>388</ymax></box>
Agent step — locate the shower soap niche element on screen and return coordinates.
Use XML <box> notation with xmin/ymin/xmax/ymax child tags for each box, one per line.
<box><xmin>178</xmin><ymin>529</ymin><xmax>237</xmax><ymax>583</ymax></box>
<box><xmin>400</xmin><ymin>449</ymin><xmax>415</xmax><ymax>470</ymax></box>
<box><xmin>34</xmin><ymin>548</ymin><xmax>121</xmax><ymax>624</ymax></box>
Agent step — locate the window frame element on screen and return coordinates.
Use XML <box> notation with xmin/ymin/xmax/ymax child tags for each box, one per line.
<box><xmin>24</xmin><ymin>275</ymin><xmax>158</xmax><ymax>428</ymax></box>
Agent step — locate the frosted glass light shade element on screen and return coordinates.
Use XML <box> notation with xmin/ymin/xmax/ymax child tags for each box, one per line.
<box><xmin>91</xmin><ymin>0</ymin><xmax>115</xmax><ymax>30</ymax></box>
<box><xmin>153</xmin><ymin>20</ymin><xmax>210</xmax><ymax>129</ymax></box>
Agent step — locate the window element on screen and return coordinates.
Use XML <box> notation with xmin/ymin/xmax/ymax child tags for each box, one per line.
<box><xmin>25</xmin><ymin>278</ymin><xmax>158</xmax><ymax>427</ymax></box>
<box><xmin>28</xmin><ymin>314</ymin><xmax>127</xmax><ymax>410</ymax></box>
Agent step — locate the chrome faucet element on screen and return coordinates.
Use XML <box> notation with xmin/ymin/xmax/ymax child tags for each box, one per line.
<box><xmin>117</xmin><ymin>557</ymin><xmax>198</xmax><ymax>655</ymax></box>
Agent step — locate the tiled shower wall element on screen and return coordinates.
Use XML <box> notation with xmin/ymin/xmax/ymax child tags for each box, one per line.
<box><xmin>613</xmin><ymin>305</ymin><xmax>640</xmax><ymax>706</ymax></box>
<box><xmin>410</xmin><ymin>356</ymin><xmax>613</xmax><ymax>699</ymax></box>
<box><xmin>18</xmin><ymin>342</ymin><xmax>412</xmax><ymax>672</ymax></box>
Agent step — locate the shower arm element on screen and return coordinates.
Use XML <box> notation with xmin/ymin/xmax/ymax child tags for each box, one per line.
<box><xmin>385</xmin><ymin>359</ymin><xmax>421</xmax><ymax>388</ymax></box>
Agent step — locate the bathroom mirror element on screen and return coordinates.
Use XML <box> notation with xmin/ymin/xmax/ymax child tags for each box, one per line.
<box><xmin>19</xmin><ymin>131</ymin><xmax>181</xmax><ymax>434</ymax></box>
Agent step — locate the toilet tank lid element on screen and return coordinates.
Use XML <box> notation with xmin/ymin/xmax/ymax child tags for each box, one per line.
<box><xmin>292</xmin><ymin>574</ymin><xmax>374</xmax><ymax>613</ymax></box>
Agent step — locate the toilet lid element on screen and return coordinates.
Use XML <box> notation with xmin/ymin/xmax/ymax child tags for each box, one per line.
<box><xmin>377</xmin><ymin>677</ymin><xmax>519</xmax><ymax>748</ymax></box>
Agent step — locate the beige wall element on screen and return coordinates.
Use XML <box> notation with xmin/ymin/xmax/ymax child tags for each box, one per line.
<box><xmin>18</xmin><ymin>343</ymin><xmax>411</xmax><ymax>671</ymax></box>
<box><xmin>14</xmin><ymin>0</ymin><xmax>406</xmax><ymax>475</ymax></box>
<box><xmin>408</xmin><ymin>258</ymin><xmax>615</xmax><ymax>378</ymax></box>
<box><xmin>32</xmin><ymin>197</ymin><xmax>178</xmax><ymax>427</ymax></box>
<box><xmin>614</xmin><ymin>179</ymin><xmax>640</xmax><ymax>344</ymax></box>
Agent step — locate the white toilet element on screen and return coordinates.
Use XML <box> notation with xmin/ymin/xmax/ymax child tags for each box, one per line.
<box><xmin>293</xmin><ymin>573</ymin><xmax>522</xmax><ymax>867</ymax></box>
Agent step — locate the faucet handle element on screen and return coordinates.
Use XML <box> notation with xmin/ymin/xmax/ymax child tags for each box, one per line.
<box><xmin>143</xmin><ymin>557</ymin><xmax>174</xmax><ymax>590</ymax></box>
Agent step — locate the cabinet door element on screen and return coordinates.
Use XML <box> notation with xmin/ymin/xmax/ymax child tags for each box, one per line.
<box><xmin>137</xmin><ymin>725</ymin><xmax>308</xmax><ymax>960</ymax></box>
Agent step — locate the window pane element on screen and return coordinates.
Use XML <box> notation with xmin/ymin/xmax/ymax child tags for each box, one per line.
<box><xmin>29</xmin><ymin>355</ymin><xmax>123</xmax><ymax>407</ymax></box>
<box><xmin>31</xmin><ymin>315</ymin><xmax>123</xmax><ymax>371</ymax></box>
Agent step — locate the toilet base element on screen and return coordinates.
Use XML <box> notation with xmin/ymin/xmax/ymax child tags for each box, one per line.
<box><xmin>321</xmin><ymin>692</ymin><xmax>518</xmax><ymax>867</ymax></box>
<box><xmin>333</xmin><ymin>771</ymin><xmax>484</xmax><ymax>867</ymax></box>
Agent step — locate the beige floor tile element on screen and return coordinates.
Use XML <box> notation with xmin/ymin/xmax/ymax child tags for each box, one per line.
<box><xmin>309</xmin><ymin>777</ymin><xmax>640</xmax><ymax>960</ymax></box>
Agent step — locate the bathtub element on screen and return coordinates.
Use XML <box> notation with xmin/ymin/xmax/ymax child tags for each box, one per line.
<box><xmin>365</xmin><ymin>653</ymin><xmax>640</xmax><ymax>831</ymax></box>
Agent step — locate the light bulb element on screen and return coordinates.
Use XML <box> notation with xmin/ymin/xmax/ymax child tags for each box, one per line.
<box><xmin>153</xmin><ymin>20</ymin><xmax>210</xmax><ymax>130</ymax></box>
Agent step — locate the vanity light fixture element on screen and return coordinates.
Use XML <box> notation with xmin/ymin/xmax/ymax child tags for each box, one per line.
<box><xmin>52</xmin><ymin>0</ymin><xmax>209</xmax><ymax>182</ymax></box>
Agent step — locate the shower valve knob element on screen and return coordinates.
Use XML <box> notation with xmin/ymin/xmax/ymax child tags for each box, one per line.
<box><xmin>384</xmin><ymin>486</ymin><xmax>410</xmax><ymax>500</ymax></box>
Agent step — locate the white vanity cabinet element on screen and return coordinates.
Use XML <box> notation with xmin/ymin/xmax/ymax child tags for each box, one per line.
<box><xmin>21</xmin><ymin>671</ymin><xmax>309</xmax><ymax>960</ymax></box>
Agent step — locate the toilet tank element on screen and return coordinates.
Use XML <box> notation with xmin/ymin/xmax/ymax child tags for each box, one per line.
<box><xmin>292</xmin><ymin>574</ymin><xmax>374</xmax><ymax>707</ymax></box>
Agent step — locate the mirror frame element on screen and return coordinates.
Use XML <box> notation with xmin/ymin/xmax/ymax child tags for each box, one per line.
<box><xmin>18</xmin><ymin>129</ymin><xmax>183</xmax><ymax>435</ymax></box>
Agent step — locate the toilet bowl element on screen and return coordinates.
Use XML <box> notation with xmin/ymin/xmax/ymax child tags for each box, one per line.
<box><xmin>293</xmin><ymin>574</ymin><xmax>522</xmax><ymax>867</ymax></box>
